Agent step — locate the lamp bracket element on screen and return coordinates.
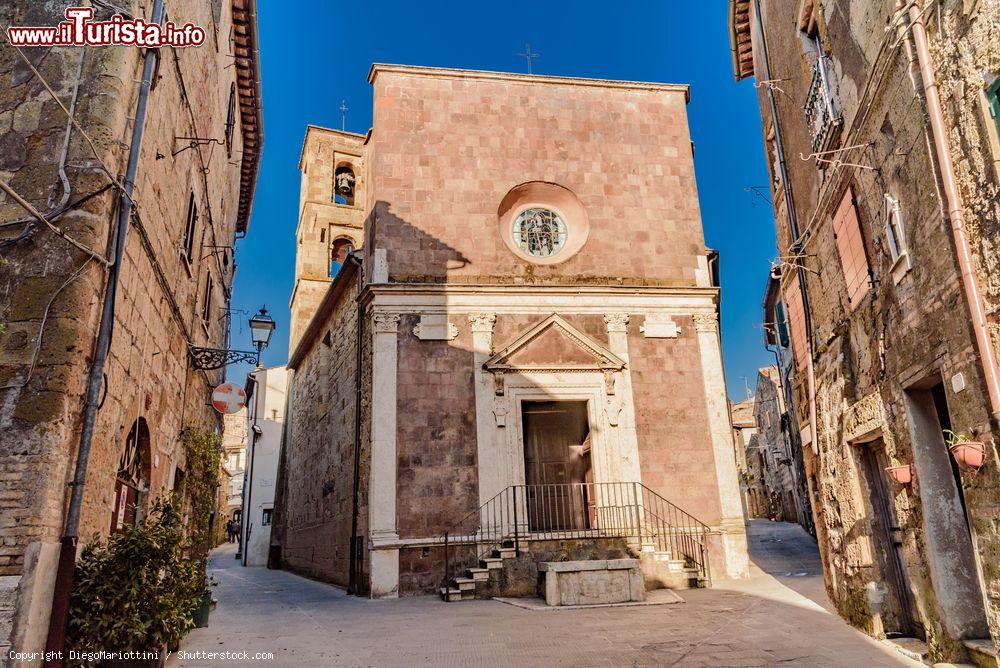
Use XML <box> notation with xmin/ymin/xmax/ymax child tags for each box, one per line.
<box><xmin>189</xmin><ymin>346</ymin><xmax>259</xmax><ymax>371</ymax></box>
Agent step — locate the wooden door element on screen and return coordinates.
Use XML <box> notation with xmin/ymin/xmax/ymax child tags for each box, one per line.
<box><xmin>859</xmin><ymin>442</ymin><xmax>922</xmax><ymax>638</ymax></box>
<box><xmin>522</xmin><ymin>401</ymin><xmax>590</xmax><ymax>532</ymax></box>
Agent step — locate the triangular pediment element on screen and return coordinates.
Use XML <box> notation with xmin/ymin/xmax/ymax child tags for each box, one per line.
<box><xmin>485</xmin><ymin>315</ymin><xmax>625</xmax><ymax>372</ymax></box>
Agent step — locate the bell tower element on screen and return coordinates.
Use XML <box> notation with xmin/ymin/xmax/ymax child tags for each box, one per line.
<box><xmin>290</xmin><ymin>125</ymin><xmax>368</xmax><ymax>352</ymax></box>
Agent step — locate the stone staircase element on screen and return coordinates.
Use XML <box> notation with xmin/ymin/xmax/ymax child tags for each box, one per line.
<box><xmin>439</xmin><ymin>539</ymin><xmax>705</xmax><ymax>602</ymax></box>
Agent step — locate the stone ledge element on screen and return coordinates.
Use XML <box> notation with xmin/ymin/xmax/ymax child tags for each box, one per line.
<box><xmin>539</xmin><ymin>559</ymin><xmax>639</xmax><ymax>573</ymax></box>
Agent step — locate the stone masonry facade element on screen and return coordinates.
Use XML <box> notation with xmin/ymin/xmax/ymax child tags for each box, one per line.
<box><xmin>0</xmin><ymin>0</ymin><xmax>261</xmax><ymax>657</ymax></box>
<box><xmin>277</xmin><ymin>65</ymin><xmax>749</xmax><ymax>600</ymax></box>
<box><xmin>731</xmin><ymin>0</ymin><xmax>1000</xmax><ymax>662</ymax></box>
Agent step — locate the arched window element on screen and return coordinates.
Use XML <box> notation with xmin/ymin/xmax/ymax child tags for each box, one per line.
<box><xmin>334</xmin><ymin>164</ymin><xmax>356</xmax><ymax>206</ymax></box>
<box><xmin>330</xmin><ymin>238</ymin><xmax>355</xmax><ymax>277</ymax></box>
<box><xmin>112</xmin><ymin>418</ymin><xmax>151</xmax><ymax>533</ymax></box>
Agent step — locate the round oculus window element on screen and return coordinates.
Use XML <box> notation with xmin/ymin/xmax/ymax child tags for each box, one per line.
<box><xmin>511</xmin><ymin>208</ymin><xmax>567</xmax><ymax>258</ymax></box>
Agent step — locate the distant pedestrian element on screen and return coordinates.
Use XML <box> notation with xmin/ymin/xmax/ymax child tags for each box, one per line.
<box><xmin>226</xmin><ymin>519</ymin><xmax>237</xmax><ymax>543</ymax></box>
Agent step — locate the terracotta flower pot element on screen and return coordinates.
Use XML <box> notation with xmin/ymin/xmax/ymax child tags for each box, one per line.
<box><xmin>949</xmin><ymin>441</ymin><xmax>987</xmax><ymax>470</ymax></box>
<box><xmin>884</xmin><ymin>464</ymin><xmax>914</xmax><ymax>485</ymax></box>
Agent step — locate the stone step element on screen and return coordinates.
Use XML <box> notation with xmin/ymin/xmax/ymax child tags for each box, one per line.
<box><xmin>466</xmin><ymin>567</ymin><xmax>489</xmax><ymax>582</ymax></box>
<box><xmin>494</xmin><ymin>547</ymin><xmax>517</xmax><ymax>560</ymax></box>
<box><xmin>480</xmin><ymin>557</ymin><xmax>503</xmax><ymax>570</ymax></box>
<box><xmin>451</xmin><ymin>577</ymin><xmax>476</xmax><ymax>592</ymax></box>
<box><xmin>884</xmin><ymin>637</ymin><xmax>929</xmax><ymax>663</ymax></box>
<box><xmin>439</xmin><ymin>587</ymin><xmax>462</xmax><ymax>602</ymax></box>
<box><xmin>962</xmin><ymin>639</ymin><xmax>998</xmax><ymax>668</ymax></box>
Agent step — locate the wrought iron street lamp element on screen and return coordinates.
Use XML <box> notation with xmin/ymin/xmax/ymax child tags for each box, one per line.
<box><xmin>189</xmin><ymin>306</ymin><xmax>277</xmax><ymax>370</ymax></box>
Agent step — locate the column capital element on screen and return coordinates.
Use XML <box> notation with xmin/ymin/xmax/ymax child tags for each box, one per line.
<box><xmin>692</xmin><ymin>313</ymin><xmax>719</xmax><ymax>333</ymax></box>
<box><xmin>603</xmin><ymin>313</ymin><xmax>629</xmax><ymax>333</ymax></box>
<box><xmin>372</xmin><ymin>312</ymin><xmax>401</xmax><ymax>333</ymax></box>
<box><xmin>468</xmin><ymin>313</ymin><xmax>497</xmax><ymax>333</ymax></box>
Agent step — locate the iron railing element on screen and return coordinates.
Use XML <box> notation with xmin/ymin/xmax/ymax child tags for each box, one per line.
<box><xmin>803</xmin><ymin>54</ymin><xmax>842</xmax><ymax>152</ymax></box>
<box><xmin>441</xmin><ymin>482</ymin><xmax>711</xmax><ymax>589</ymax></box>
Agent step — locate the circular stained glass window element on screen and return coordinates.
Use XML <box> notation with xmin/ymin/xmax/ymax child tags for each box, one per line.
<box><xmin>512</xmin><ymin>208</ymin><xmax>567</xmax><ymax>257</ymax></box>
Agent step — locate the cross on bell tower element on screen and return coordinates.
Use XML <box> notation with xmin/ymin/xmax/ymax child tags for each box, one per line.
<box><xmin>516</xmin><ymin>43</ymin><xmax>540</xmax><ymax>75</ymax></box>
<box><xmin>340</xmin><ymin>99</ymin><xmax>348</xmax><ymax>131</ymax></box>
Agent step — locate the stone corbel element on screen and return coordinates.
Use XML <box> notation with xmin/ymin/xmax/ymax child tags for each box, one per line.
<box><xmin>604</xmin><ymin>370</ymin><xmax>617</xmax><ymax>396</ymax></box>
<box><xmin>605</xmin><ymin>396</ymin><xmax>624</xmax><ymax>427</ymax></box>
<box><xmin>492</xmin><ymin>397</ymin><xmax>509</xmax><ymax>428</ymax></box>
<box><xmin>493</xmin><ymin>371</ymin><xmax>505</xmax><ymax>396</ymax></box>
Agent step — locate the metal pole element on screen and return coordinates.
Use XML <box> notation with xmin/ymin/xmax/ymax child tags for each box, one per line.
<box><xmin>512</xmin><ymin>486</ymin><xmax>520</xmax><ymax>557</ymax></box>
<box><xmin>44</xmin><ymin>3</ymin><xmax>165</xmax><ymax>660</ymax></box>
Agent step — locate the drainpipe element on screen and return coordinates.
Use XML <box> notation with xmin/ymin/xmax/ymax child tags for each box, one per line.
<box><xmin>347</xmin><ymin>251</ymin><xmax>364</xmax><ymax>595</ymax></box>
<box><xmin>905</xmin><ymin>3</ymin><xmax>1000</xmax><ymax>423</ymax></box>
<box><xmin>44</xmin><ymin>2</ymin><xmax>165</xmax><ymax>661</ymax></box>
<box><xmin>751</xmin><ymin>0</ymin><xmax>820</xmax><ymax>453</ymax></box>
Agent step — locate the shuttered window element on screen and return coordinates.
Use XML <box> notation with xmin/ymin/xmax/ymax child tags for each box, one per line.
<box><xmin>832</xmin><ymin>187</ymin><xmax>870</xmax><ymax>310</ymax></box>
<box><xmin>783</xmin><ymin>273</ymin><xmax>809</xmax><ymax>371</ymax></box>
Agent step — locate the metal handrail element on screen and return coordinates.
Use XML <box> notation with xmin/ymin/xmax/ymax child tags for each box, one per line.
<box><xmin>440</xmin><ymin>482</ymin><xmax>712</xmax><ymax>589</ymax></box>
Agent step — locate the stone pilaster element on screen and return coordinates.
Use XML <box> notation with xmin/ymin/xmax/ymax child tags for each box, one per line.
<box><xmin>692</xmin><ymin>312</ymin><xmax>750</xmax><ymax>579</ymax></box>
<box><xmin>470</xmin><ymin>313</ymin><xmax>499</xmax><ymax>506</ymax></box>
<box><xmin>369</xmin><ymin>311</ymin><xmax>400</xmax><ymax>597</ymax></box>
<box><xmin>603</xmin><ymin>314</ymin><xmax>642</xmax><ymax>484</ymax></box>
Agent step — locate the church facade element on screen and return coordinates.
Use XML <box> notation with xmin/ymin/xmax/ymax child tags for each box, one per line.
<box><xmin>273</xmin><ymin>64</ymin><xmax>748</xmax><ymax>597</ymax></box>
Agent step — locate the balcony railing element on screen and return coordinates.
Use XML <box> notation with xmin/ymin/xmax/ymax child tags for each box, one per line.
<box><xmin>441</xmin><ymin>481</ymin><xmax>712</xmax><ymax>589</ymax></box>
<box><xmin>804</xmin><ymin>55</ymin><xmax>842</xmax><ymax>152</ymax></box>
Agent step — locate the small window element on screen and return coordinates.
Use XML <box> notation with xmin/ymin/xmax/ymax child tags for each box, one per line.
<box><xmin>773</xmin><ymin>300</ymin><xmax>790</xmax><ymax>349</ymax></box>
<box><xmin>225</xmin><ymin>83</ymin><xmax>236</xmax><ymax>157</ymax></box>
<box><xmin>884</xmin><ymin>195</ymin><xmax>906</xmax><ymax>262</ymax></box>
<box><xmin>201</xmin><ymin>272</ymin><xmax>213</xmax><ymax>326</ymax></box>
<box><xmin>182</xmin><ymin>192</ymin><xmax>198</xmax><ymax>264</ymax></box>
<box><xmin>261</xmin><ymin>508</ymin><xmax>273</xmax><ymax>526</ymax></box>
<box><xmin>330</xmin><ymin>238</ymin><xmax>354</xmax><ymax>277</ymax></box>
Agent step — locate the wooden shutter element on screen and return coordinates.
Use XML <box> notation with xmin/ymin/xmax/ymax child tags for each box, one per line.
<box><xmin>832</xmin><ymin>187</ymin><xmax>870</xmax><ymax>310</ymax></box>
<box><xmin>783</xmin><ymin>273</ymin><xmax>809</xmax><ymax>371</ymax></box>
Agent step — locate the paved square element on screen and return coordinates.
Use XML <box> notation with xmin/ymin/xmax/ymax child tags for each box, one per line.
<box><xmin>174</xmin><ymin>522</ymin><xmax>917</xmax><ymax>667</ymax></box>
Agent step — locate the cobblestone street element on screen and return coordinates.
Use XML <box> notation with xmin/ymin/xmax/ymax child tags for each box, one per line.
<box><xmin>174</xmin><ymin>521</ymin><xmax>917</xmax><ymax>667</ymax></box>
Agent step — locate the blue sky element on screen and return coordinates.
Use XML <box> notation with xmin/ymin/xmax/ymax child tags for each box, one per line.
<box><xmin>228</xmin><ymin>0</ymin><xmax>776</xmax><ymax>401</ymax></box>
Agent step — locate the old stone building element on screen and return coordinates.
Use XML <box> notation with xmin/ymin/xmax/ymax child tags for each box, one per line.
<box><xmin>274</xmin><ymin>64</ymin><xmax>749</xmax><ymax>599</ymax></box>
<box><xmin>222</xmin><ymin>408</ymin><xmax>248</xmax><ymax>526</ymax></box>
<box><xmin>730</xmin><ymin>0</ymin><xmax>1000</xmax><ymax>661</ymax></box>
<box><xmin>0</xmin><ymin>0</ymin><xmax>261</xmax><ymax>656</ymax></box>
<box><xmin>730</xmin><ymin>396</ymin><xmax>765</xmax><ymax>516</ymax></box>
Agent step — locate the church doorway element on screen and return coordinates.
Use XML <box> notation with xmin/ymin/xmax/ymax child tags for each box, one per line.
<box><xmin>521</xmin><ymin>401</ymin><xmax>592</xmax><ymax>532</ymax></box>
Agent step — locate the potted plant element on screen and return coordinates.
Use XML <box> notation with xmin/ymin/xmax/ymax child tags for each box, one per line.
<box><xmin>884</xmin><ymin>462</ymin><xmax>914</xmax><ymax>485</ymax></box>
<box><xmin>943</xmin><ymin>430</ymin><xmax>987</xmax><ymax>470</ymax></box>
<box><xmin>68</xmin><ymin>498</ymin><xmax>202</xmax><ymax>667</ymax></box>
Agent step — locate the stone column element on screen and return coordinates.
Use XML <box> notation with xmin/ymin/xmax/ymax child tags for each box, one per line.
<box><xmin>692</xmin><ymin>312</ymin><xmax>750</xmax><ymax>579</ymax></box>
<box><xmin>369</xmin><ymin>311</ymin><xmax>400</xmax><ymax>597</ymax></box>
<box><xmin>603</xmin><ymin>314</ymin><xmax>642</xmax><ymax>484</ymax></box>
<box><xmin>469</xmin><ymin>314</ymin><xmax>498</xmax><ymax>507</ymax></box>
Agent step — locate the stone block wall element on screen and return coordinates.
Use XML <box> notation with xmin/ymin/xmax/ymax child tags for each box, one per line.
<box><xmin>367</xmin><ymin>67</ymin><xmax>706</xmax><ymax>286</ymax></box>
<box><xmin>280</xmin><ymin>277</ymin><xmax>359</xmax><ymax>587</ymax></box>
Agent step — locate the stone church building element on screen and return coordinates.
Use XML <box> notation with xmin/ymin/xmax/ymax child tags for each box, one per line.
<box><xmin>274</xmin><ymin>64</ymin><xmax>748</xmax><ymax>597</ymax></box>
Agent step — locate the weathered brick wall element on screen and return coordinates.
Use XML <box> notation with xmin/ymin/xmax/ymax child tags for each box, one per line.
<box><xmin>0</xmin><ymin>0</ymin><xmax>255</xmax><ymax>651</ymax></box>
<box><xmin>280</xmin><ymin>282</ymin><xmax>359</xmax><ymax>586</ymax></box>
<box><xmin>368</xmin><ymin>68</ymin><xmax>705</xmax><ymax>285</ymax></box>
<box><xmin>748</xmin><ymin>0</ymin><xmax>1000</xmax><ymax>655</ymax></box>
